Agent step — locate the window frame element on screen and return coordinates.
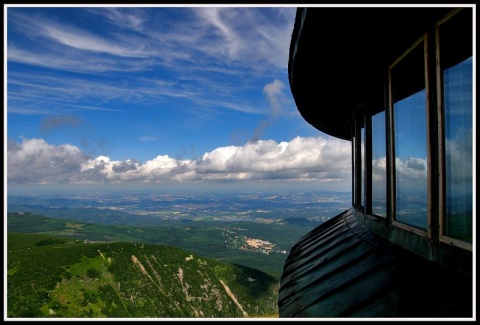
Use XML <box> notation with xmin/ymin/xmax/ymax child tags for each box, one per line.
<box><xmin>436</xmin><ymin>9</ymin><xmax>473</xmax><ymax>251</ymax></box>
<box><xmin>355</xmin><ymin>8</ymin><xmax>472</xmax><ymax>258</ymax></box>
<box><xmin>388</xmin><ymin>34</ymin><xmax>430</xmax><ymax>237</ymax></box>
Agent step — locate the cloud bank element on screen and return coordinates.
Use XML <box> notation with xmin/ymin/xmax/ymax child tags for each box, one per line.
<box><xmin>7</xmin><ymin>136</ymin><xmax>352</xmax><ymax>186</ymax></box>
<box><xmin>8</xmin><ymin>134</ymin><xmax>468</xmax><ymax>192</ymax></box>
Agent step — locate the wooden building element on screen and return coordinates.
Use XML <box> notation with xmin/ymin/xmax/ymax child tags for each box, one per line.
<box><xmin>278</xmin><ymin>6</ymin><xmax>474</xmax><ymax>318</ymax></box>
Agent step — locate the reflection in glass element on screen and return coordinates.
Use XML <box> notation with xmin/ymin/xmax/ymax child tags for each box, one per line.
<box><xmin>372</xmin><ymin>111</ymin><xmax>386</xmax><ymax>217</ymax></box>
<box><xmin>444</xmin><ymin>57</ymin><xmax>472</xmax><ymax>242</ymax></box>
<box><xmin>394</xmin><ymin>90</ymin><xmax>428</xmax><ymax>229</ymax></box>
<box><xmin>361</xmin><ymin>127</ymin><xmax>365</xmax><ymax>208</ymax></box>
<box><xmin>352</xmin><ymin>134</ymin><xmax>356</xmax><ymax>207</ymax></box>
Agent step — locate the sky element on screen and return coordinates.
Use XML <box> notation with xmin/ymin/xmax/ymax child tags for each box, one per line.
<box><xmin>5</xmin><ymin>4</ymin><xmax>353</xmax><ymax>192</ymax></box>
<box><xmin>4</xmin><ymin>4</ymin><xmax>473</xmax><ymax>194</ymax></box>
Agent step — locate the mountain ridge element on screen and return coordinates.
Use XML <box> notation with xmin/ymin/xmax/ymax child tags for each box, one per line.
<box><xmin>7</xmin><ymin>232</ymin><xmax>279</xmax><ymax>318</ymax></box>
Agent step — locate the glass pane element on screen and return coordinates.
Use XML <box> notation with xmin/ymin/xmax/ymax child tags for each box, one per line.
<box><xmin>443</xmin><ymin>57</ymin><xmax>473</xmax><ymax>242</ymax></box>
<box><xmin>394</xmin><ymin>89</ymin><xmax>428</xmax><ymax>229</ymax></box>
<box><xmin>352</xmin><ymin>134</ymin><xmax>355</xmax><ymax>205</ymax></box>
<box><xmin>361</xmin><ymin>127</ymin><xmax>365</xmax><ymax>208</ymax></box>
<box><xmin>372</xmin><ymin>111</ymin><xmax>386</xmax><ymax>217</ymax></box>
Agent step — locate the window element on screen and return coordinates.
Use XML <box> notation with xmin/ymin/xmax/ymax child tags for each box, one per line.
<box><xmin>352</xmin><ymin>7</ymin><xmax>472</xmax><ymax>267</ymax></box>
<box><xmin>361</xmin><ymin>125</ymin><xmax>366</xmax><ymax>209</ymax></box>
<box><xmin>443</xmin><ymin>58</ymin><xmax>472</xmax><ymax>242</ymax></box>
<box><xmin>371</xmin><ymin>110</ymin><xmax>387</xmax><ymax>217</ymax></box>
<box><xmin>352</xmin><ymin>133</ymin><xmax>356</xmax><ymax>206</ymax></box>
<box><xmin>438</xmin><ymin>9</ymin><xmax>473</xmax><ymax>243</ymax></box>
<box><xmin>353</xmin><ymin>114</ymin><xmax>364</xmax><ymax>211</ymax></box>
<box><xmin>390</xmin><ymin>40</ymin><xmax>428</xmax><ymax>230</ymax></box>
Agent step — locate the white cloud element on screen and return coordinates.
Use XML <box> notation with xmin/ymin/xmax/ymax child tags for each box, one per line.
<box><xmin>196</xmin><ymin>8</ymin><xmax>239</xmax><ymax>59</ymax></box>
<box><xmin>8</xmin><ymin>7</ymin><xmax>294</xmax><ymax>73</ymax></box>
<box><xmin>445</xmin><ymin>127</ymin><xmax>473</xmax><ymax>184</ymax></box>
<box><xmin>251</xmin><ymin>79</ymin><xmax>293</xmax><ymax>141</ymax></box>
<box><xmin>98</xmin><ymin>7</ymin><xmax>146</xmax><ymax>32</ymax></box>
<box><xmin>193</xmin><ymin>7</ymin><xmax>294</xmax><ymax>69</ymax></box>
<box><xmin>42</xmin><ymin>25</ymin><xmax>149</xmax><ymax>58</ymax></box>
<box><xmin>7</xmin><ymin>136</ymin><xmax>352</xmax><ymax>186</ymax></box>
<box><xmin>372</xmin><ymin>157</ymin><xmax>428</xmax><ymax>186</ymax></box>
<box><xmin>7</xmin><ymin>138</ymin><xmax>88</xmax><ymax>184</ymax></box>
<box><xmin>395</xmin><ymin>157</ymin><xmax>428</xmax><ymax>186</ymax></box>
<box><xmin>372</xmin><ymin>157</ymin><xmax>387</xmax><ymax>183</ymax></box>
<box><xmin>7</xmin><ymin>45</ymin><xmax>154</xmax><ymax>73</ymax></box>
<box><xmin>11</xmin><ymin>136</ymin><xmax>461</xmax><ymax>191</ymax></box>
<box><xmin>7</xmin><ymin>7</ymin><xmax>296</xmax><ymax>123</ymax></box>
<box><xmin>263</xmin><ymin>79</ymin><xmax>288</xmax><ymax>117</ymax></box>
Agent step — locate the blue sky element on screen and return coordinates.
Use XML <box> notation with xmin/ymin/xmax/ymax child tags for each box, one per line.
<box><xmin>7</xmin><ymin>6</ymin><xmax>310</xmax><ymax>160</ymax></box>
<box><xmin>6</xmin><ymin>5</ymin><xmax>354</xmax><ymax>191</ymax></box>
<box><xmin>5</xmin><ymin>5</ymin><xmax>472</xmax><ymax>193</ymax></box>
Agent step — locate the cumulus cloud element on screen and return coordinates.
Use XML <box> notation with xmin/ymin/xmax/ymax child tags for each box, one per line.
<box><xmin>445</xmin><ymin>127</ymin><xmax>473</xmax><ymax>184</ymax></box>
<box><xmin>373</xmin><ymin>156</ymin><xmax>428</xmax><ymax>194</ymax></box>
<box><xmin>370</xmin><ymin>132</ymin><xmax>472</xmax><ymax>194</ymax></box>
<box><xmin>372</xmin><ymin>157</ymin><xmax>387</xmax><ymax>183</ymax></box>
<box><xmin>7</xmin><ymin>138</ymin><xmax>88</xmax><ymax>184</ymax></box>
<box><xmin>395</xmin><ymin>157</ymin><xmax>428</xmax><ymax>184</ymax></box>
<box><xmin>7</xmin><ymin>136</ymin><xmax>352</xmax><ymax>186</ymax></box>
<box><xmin>10</xmin><ymin>136</ymin><xmax>462</xmax><ymax>192</ymax></box>
<box><xmin>372</xmin><ymin>156</ymin><xmax>428</xmax><ymax>185</ymax></box>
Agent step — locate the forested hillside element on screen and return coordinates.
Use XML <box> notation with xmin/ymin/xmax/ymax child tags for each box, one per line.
<box><xmin>7</xmin><ymin>211</ymin><xmax>307</xmax><ymax>275</ymax></box>
<box><xmin>7</xmin><ymin>233</ymin><xmax>279</xmax><ymax>318</ymax></box>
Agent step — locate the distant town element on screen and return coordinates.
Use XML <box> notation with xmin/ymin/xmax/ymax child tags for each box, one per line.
<box><xmin>7</xmin><ymin>189</ymin><xmax>352</xmax><ymax>273</ymax></box>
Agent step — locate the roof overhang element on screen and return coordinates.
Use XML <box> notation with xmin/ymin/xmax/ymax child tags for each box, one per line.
<box><xmin>288</xmin><ymin>7</ymin><xmax>456</xmax><ymax>141</ymax></box>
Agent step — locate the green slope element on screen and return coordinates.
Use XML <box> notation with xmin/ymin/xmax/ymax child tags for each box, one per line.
<box><xmin>7</xmin><ymin>232</ymin><xmax>279</xmax><ymax>318</ymax></box>
<box><xmin>7</xmin><ymin>212</ymin><xmax>309</xmax><ymax>275</ymax></box>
